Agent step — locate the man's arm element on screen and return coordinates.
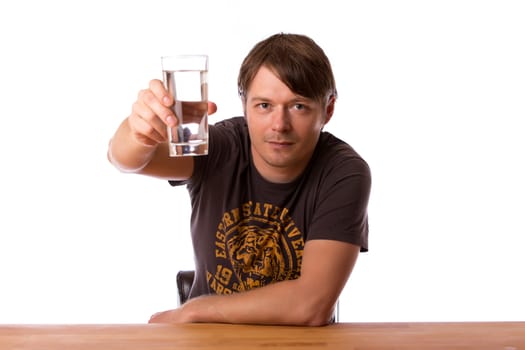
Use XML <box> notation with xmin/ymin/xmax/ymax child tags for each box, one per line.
<box><xmin>149</xmin><ymin>239</ymin><xmax>360</xmax><ymax>326</ymax></box>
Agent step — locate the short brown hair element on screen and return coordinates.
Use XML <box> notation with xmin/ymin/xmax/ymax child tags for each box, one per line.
<box><xmin>238</xmin><ymin>33</ymin><xmax>337</xmax><ymax>104</ymax></box>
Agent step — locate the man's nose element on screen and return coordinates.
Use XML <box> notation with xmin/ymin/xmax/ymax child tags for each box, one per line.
<box><xmin>271</xmin><ymin>106</ymin><xmax>291</xmax><ymax>132</ymax></box>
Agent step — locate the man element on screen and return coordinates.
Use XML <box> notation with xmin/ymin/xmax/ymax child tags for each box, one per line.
<box><xmin>108</xmin><ymin>33</ymin><xmax>371</xmax><ymax>326</ymax></box>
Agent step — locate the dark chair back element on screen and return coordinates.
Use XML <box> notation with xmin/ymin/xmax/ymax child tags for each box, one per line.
<box><xmin>176</xmin><ymin>270</ymin><xmax>195</xmax><ymax>306</ymax></box>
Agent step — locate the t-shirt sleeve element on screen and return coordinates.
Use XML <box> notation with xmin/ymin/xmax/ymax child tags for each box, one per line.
<box><xmin>307</xmin><ymin>156</ymin><xmax>371</xmax><ymax>252</ymax></box>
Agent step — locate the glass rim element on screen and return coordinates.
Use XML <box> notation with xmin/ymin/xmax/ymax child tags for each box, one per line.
<box><xmin>161</xmin><ymin>54</ymin><xmax>208</xmax><ymax>60</ymax></box>
<box><xmin>161</xmin><ymin>54</ymin><xmax>208</xmax><ymax>71</ymax></box>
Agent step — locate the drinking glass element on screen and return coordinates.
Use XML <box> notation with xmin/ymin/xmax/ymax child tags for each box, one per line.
<box><xmin>161</xmin><ymin>55</ymin><xmax>208</xmax><ymax>156</ymax></box>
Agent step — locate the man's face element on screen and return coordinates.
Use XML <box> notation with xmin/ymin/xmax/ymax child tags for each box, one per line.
<box><xmin>243</xmin><ymin>66</ymin><xmax>334</xmax><ymax>183</ymax></box>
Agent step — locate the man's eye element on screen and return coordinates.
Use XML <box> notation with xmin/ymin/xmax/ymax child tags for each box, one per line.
<box><xmin>259</xmin><ymin>103</ymin><xmax>269</xmax><ymax>109</ymax></box>
<box><xmin>294</xmin><ymin>104</ymin><xmax>305</xmax><ymax>110</ymax></box>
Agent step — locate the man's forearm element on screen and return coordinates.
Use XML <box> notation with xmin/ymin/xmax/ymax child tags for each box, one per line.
<box><xmin>108</xmin><ymin>120</ymin><xmax>157</xmax><ymax>173</ymax></box>
<box><xmin>181</xmin><ymin>278</ymin><xmax>334</xmax><ymax>326</ymax></box>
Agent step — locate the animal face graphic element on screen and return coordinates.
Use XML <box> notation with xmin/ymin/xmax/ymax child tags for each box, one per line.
<box><xmin>227</xmin><ymin>225</ymin><xmax>286</xmax><ymax>288</ymax></box>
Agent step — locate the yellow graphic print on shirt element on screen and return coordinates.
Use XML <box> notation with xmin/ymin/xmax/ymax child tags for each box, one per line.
<box><xmin>208</xmin><ymin>201</ymin><xmax>304</xmax><ymax>294</ymax></box>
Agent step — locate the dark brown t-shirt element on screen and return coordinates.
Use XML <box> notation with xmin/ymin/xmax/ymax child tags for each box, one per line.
<box><xmin>170</xmin><ymin>117</ymin><xmax>371</xmax><ymax>299</ymax></box>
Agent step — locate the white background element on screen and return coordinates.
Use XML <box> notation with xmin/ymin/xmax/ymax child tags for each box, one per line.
<box><xmin>1</xmin><ymin>0</ymin><xmax>524</xmax><ymax>323</ymax></box>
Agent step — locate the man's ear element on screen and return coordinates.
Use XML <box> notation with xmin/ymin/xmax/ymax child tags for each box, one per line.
<box><xmin>241</xmin><ymin>97</ymin><xmax>247</xmax><ymax>118</ymax></box>
<box><xmin>323</xmin><ymin>95</ymin><xmax>336</xmax><ymax>125</ymax></box>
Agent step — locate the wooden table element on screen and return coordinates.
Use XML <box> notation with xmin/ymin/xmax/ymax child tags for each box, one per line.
<box><xmin>1</xmin><ymin>322</ymin><xmax>524</xmax><ymax>349</ymax></box>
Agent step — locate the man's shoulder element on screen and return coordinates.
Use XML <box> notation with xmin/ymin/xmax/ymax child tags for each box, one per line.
<box><xmin>319</xmin><ymin>132</ymin><xmax>366</xmax><ymax>160</ymax></box>
<box><xmin>211</xmin><ymin>116</ymin><xmax>247</xmax><ymax>130</ymax></box>
<box><xmin>208</xmin><ymin>116</ymin><xmax>248</xmax><ymax>146</ymax></box>
<box><xmin>316</xmin><ymin>132</ymin><xmax>371</xmax><ymax>175</ymax></box>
